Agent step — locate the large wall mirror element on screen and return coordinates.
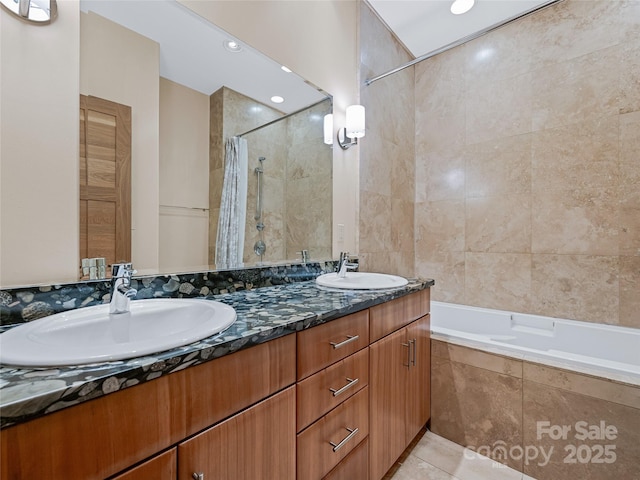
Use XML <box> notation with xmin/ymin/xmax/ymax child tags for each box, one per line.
<box><xmin>79</xmin><ymin>0</ymin><xmax>332</xmax><ymax>278</ymax></box>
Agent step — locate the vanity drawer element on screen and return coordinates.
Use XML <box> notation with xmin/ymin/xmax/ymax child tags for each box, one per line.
<box><xmin>323</xmin><ymin>437</ymin><xmax>369</xmax><ymax>480</ymax></box>
<box><xmin>297</xmin><ymin>386</ymin><xmax>369</xmax><ymax>480</ymax></box>
<box><xmin>297</xmin><ymin>348</ymin><xmax>369</xmax><ymax>431</ymax></box>
<box><xmin>370</xmin><ymin>289</ymin><xmax>430</xmax><ymax>343</ymax></box>
<box><xmin>297</xmin><ymin>310</ymin><xmax>369</xmax><ymax>380</ymax></box>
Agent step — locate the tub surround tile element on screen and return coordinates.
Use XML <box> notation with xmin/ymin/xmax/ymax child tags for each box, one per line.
<box><xmin>523</xmin><ymin>362</ymin><xmax>640</xmax><ymax>409</ymax></box>
<box><xmin>620</xmin><ymin>42</ymin><xmax>640</xmax><ymax>114</ymax></box>
<box><xmin>465</xmin><ymin>195</ymin><xmax>532</xmax><ymax>254</ymax></box>
<box><xmin>465</xmin><ymin>134</ymin><xmax>532</xmax><ymax>197</ymax></box>
<box><xmin>466</xmin><ymin>73</ymin><xmax>533</xmax><ymax>145</ymax></box>
<box><xmin>522</xmin><ymin>380</ymin><xmax>640</xmax><ymax>480</ymax></box>
<box><xmin>531</xmin><ymin>45</ymin><xmax>620</xmax><ymax>132</ymax></box>
<box><xmin>526</xmin><ymin>0</ymin><xmax>623</xmax><ymax>69</ymax></box>
<box><xmin>531</xmin><ymin>116</ymin><xmax>619</xmax><ymax>193</ymax></box>
<box><xmin>415</xmin><ymin>200</ymin><xmax>465</xmax><ymax>253</ymax></box>
<box><xmin>531</xmin><ymin>188</ymin><xmax>619</xmax><ymax>256</ymax></box>
<box><xmin>531</xmin><ymin>254</ymin><xmax>619</xmax><ymax>324</ymax></box>
<box><xmin>415</xmin><ymin>147</ymin><xmax>466</xmax><ymax>202</ymax></box>
<box><xmin>416</xmin><ymin>251</ymin><xmax>465</xmax><ymax>304</ymax></box>
<box><xmin>0</xmin><ymin>276</ymin><xmax>434</xmax><ymax>428</ymax></box>
<box><xmin>433</xmin><ymin>340</ymin><xmax>523</xmax><ymax>378</ymax></box>
<box><xmin>619</xmin><ymin>256</ymin><xmax>640</xmax><ymax>328</ymax></box>
<box><xmin>431</xmin><ymin>356</ymin><xmax>523</xmax><ymax>470</ymax></box>
<box><xmin>465</xmin><ymin>252</ymin><xmax>532</xmax><ymax>314</ymax></box>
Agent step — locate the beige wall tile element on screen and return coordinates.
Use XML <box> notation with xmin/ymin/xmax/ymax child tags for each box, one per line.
<box><xmin>620</xmin><ymin>42</ymin><xmax>640</xmax><ymax>115</ymax></box>
<box><xmin>465</xmin><ymin>134</ymin><xmax>532</xmax><ymax>197</ymax></box>
<box><xmin>531</xmin><ymin>254</ymin><xmax>619</xmax><ymax>323</ymax></box>
<box><xmin>416</xmin><ymin>251</ymin><xmax>465</xmax><ymax>303</ymax></box>
<box><xmin>415</xmin><ymin>200</ymin><xmax>465</xmax><ymax>253</ymax></box>
<box><xmin>523</xmin><ymin>362</ymin><xmax>640</xmax><ymax>409</ymax></box>
<box><xmin>433</xmin><ymin>340</ymin><xmax>523</xmax><ymax>378</ymax></box>
<box><xmin>415</xmin><ymin>148</ymin><xmax>465</xmax><ymax>202</ymax></box>
<box><xmin>522</xmin><ymin>381</ymin><xmax>640</xmax><ymax>480</ymax></box>
<box><xmin>465</xmin><ymin>252</ymin><xmax>532</xmax><ymax>313</ymax></box>
<box><xmin>531</xmin><ymin>116</ymin><xmax>619</xmax><ymax>193</ymax></box>
<box><xmin>431</xmin><ymin>357</ymin><xmax>523</xmax><ymax>470</ymax></box>
<box><xmin>465</xmin><ymin>195</ymin><xmax>531</xmax><ymax>254</ymax></box>
<box><xmin>466</xmin><ymin>73</ymin><xmax>532</xmax><ymax>145</ymax></box>
<box><xmin>359</xmin><ymin>190</ymin><xmax>391</xmax><ymax>254</ymax></box>
<box><xmin>531</xmin><ymin>45</ymin><xmax>620</xmax><ymax>131</ymax></box>
<box><xmin>531</xmin><ymin>188</ymin><xmax>619</xmax><ymax>256</ymax></box>
<box><xmin>527</xmin><ymin>0</ymin><xmax>623</xmax><ymax>69</ymax></box>
<box><xmin>391</xmin><ymin>198</ymin><xmax>414</xmax><ymax>252</ymax></box>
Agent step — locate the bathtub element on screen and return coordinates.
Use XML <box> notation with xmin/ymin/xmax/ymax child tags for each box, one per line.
<box><xmin>430</xmin><ymin>301</ymin><xmax>640</xmax><ymax>385</ymax></box>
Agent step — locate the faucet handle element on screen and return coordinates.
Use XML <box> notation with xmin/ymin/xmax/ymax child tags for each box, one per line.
<box><xmin>111</xmin><ymin>262</ymin><xmax>135</xmax><ymax>278</ymax></box>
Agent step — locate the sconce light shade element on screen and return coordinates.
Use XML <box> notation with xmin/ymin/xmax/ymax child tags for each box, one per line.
<box><xmin>323</xmin><ymin>114</ymin><xmax>333</xmax><ymax>145</ymax></box>
<box><xmin>337</xmin><ymin>105</ymin><xmax>366</xmax><ymax>150</ymax></box>
<box><xmin>345</xmin><ymin>105</ymin><xmax>365</xmax><ymax>139</ymax></box>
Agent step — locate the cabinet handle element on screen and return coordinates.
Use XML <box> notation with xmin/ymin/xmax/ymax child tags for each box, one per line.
<box><xmin>192</xmin><ymin>474</ymin><xmax>204</xmax><ymax>480</ymax></box>
<box><xmin>329</xmin><ymin>427</ymin><xmax>359</xmax><ymax>452</ymax></box>
<box><xmin>329</xmin><ymin>377</ymin><xmax>359</xmax><ymax>397</ymax></box>
<box><xmin>402</xmin><ymin>342</ymin><xmax>410</xmax><ymax>368</ymax></box>
<box><xmin>330</xmin><ymin>335</ymin><xmax>359</xmax><ymax>349</ymax></box>
<box><xmin>411</xmin><ymin>338</ymin><xmax>417</xmax><ymax>367</ymax></box>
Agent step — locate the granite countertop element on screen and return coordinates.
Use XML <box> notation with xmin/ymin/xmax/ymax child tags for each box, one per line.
<box><xmin>0</xmin><ymin>278</ymin><xmax>434</xmax><ymax>429</ymax></box>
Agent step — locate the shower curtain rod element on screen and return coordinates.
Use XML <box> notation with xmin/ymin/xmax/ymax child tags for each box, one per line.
<box><xmin>365</xmin><ymin>0</ymin><xmax>564</xmax><ymax>86</ymax></box>
<box><xmin>236</xmin><ymin>97</ymin><xmax>331</xmax><ymax>138</ymax></box>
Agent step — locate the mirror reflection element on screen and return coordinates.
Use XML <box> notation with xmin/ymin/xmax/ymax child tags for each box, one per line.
<box><xmin>79</xmin><ymin>0</ymin><xmax>332</xmax><ymax>278</ymax></box>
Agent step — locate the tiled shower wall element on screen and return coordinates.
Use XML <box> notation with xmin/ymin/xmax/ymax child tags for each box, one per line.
<box><xmin>414</xmin><ymin>0</ymin><xmax>640</xmax><ymax>327</ymax></box>
<box><xmin>358</xmin><ymin>3</ymin><xmax>416</xmax><ymax>277</ymax></box>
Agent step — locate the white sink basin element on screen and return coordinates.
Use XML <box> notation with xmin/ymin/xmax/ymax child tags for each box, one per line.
<box><xmin>0</xmin><ymin>299</ymin><xmax>236</xmax><ymax>367</ymax></box>
<box><xmin>316</xmin><ymin>272</ymin><xmax>408</xmax><ymax>290</ymax></box>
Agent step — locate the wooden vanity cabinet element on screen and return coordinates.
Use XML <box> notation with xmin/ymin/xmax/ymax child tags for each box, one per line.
<box><xmin>369</xmin><ymin>289</ymin><xmax>431</xmax><ymax>480</ymax></box>
<box><xmin>296</xmin><ymin>310</ymin><xmax>371</xmax><ymax>479</ymax></box>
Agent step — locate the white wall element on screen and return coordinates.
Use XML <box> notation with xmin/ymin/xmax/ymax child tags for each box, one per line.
<box><xmin>0</xmin><ymin>1</ymin><xmax>80</xmax><ymax>286</ymax></box>
<box><xmin>159</xmin><ymin>77</ymin><xmax>209</xmax><ymax>269</ymax></box>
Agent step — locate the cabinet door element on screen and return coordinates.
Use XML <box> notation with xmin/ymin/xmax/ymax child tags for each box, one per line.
<box><xmin>406</xmin><ymin>314</ymin><xmax>431</xmax><ymax>443</ymax></box>
<box><xmin>178</xmin><ymin>386</ymin><xmax>296</xmax><ymax>480</ymax></box>
<box><xmin>112</xmin><ymin>449</ymin><xmax>176</xmax><ymax>480</ymax></box>
<box><xmin>369</xmin><ymin>328</ymin><xmax>409</xmax><ymax>480</ymax></box>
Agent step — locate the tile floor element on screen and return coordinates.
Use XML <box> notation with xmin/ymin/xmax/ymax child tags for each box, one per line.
<box><xmin>389</xmin><ymin>431</ymin><xmax>537</xmax><ymax>480</ymax></box>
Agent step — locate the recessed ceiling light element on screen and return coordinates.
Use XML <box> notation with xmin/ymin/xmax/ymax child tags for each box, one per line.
<box><xmin>223</xmin><ymin>40</ymin><xmax>243</xmax><ymax>52</ymax></box>
<box><xmin>450</xmin><ymin>0</ymin><xmax>475</xmax><ymax>15</ymax></box>
<box><xmin>281</xmin><ymin>66</ymin><xmax>292</xmax><ymax>73</ymax></box>
<box><xmin>271</xmin><ymin>96</ymin><xmax>285</xmax><ymax>104</ymax></box>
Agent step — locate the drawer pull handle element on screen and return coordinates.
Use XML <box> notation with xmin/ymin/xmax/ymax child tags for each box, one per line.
<box><xmin>330</xmin><ymin>335</ymin><xmax>359</xmax><ymax>349</ymax></box>
<box><xmin>329</xmin><ymin>377</ymin><xmax>359</xmax><ymax>397</ymax></box>
<box><xmin>411</xmin><ymin>338</ymin><xmax>417</xmax><ymax>366</ymax></box>
<box><xmin>329</xmin><ymin>427</ymin><xmax>359</xmax><ymax>452</ymax></box>
<box><xmin>192</xmin><ymin>473</ymin><xmax>204</xmax><ymax>480</ymax></box>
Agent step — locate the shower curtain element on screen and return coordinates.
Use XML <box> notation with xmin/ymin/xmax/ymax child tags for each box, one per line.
<box><xmin>215</xmin><ymin>136</ymin><xmax>248</xmax><ymax>268</ymax></box>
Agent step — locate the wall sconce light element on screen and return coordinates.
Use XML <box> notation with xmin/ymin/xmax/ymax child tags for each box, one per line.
<box><xmin>337</xmin><ymin>105</ymin><xmax>366</xmax><ymax>150</ymax></box>
<box><xmin>0</xmin><ymin>0</ymin><xmax>57</xmax><ymax>24</ymax></box>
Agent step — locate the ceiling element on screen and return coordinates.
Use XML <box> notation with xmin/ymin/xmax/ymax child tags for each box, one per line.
<box><xmin>79</xmin><ymin>0</ymin><xmax>327</xmax><ymax>114</ymax></box>
<box><xmin>80</xmin><ymin>0</ymin><xmax>556</xmax><ymax>111</ymax></box>
<box><xmin>368</xmin><ymin>0</ymin><xmax>555</xmax><ymax>59</ymax></box>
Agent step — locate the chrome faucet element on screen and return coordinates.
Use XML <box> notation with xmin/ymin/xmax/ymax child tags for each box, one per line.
<box><xmin>109</xmin><ymin>263</ymin><xmax>137</xmax><ymax>314</ymax></box>
<box><xmin>337</xmin><ymin>252</ymin><xmax>358</xmax><ymax>278</ymax></box>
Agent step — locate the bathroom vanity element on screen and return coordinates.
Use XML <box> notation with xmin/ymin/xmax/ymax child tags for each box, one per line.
<box><xmin>0</xmin><ymin>278</ymin><xmax>432</xmax><ymax>480</ymax></box>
